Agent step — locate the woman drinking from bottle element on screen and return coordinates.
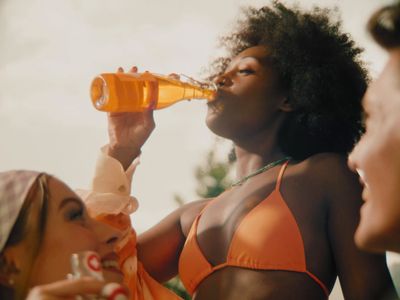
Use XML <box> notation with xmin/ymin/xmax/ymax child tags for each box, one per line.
<box><xmin>93</xmin><ymin>2</ymin><xmax>395</xmax><ymax>299</ymax></box>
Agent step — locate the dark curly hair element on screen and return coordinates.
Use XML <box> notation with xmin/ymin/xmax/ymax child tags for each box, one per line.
<box><xmin>209</xmin><ymin>1</ymin><xmax>368</xmax><ymax>160</ymax></box>
<box><xmin>368</xmin><ymin>1</ymin><xmax>400</xmax><ymax>49</ymax></box>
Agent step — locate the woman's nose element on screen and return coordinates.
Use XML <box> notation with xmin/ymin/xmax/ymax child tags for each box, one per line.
<box><xmin>347</xmin><ymin>145</ymin><xmax>358</xmax><ymax>173</ymax></box>
<box><xmin>92</xmin><ymin>218</ymin><xmax>123</xmax><ymax>246</ymax></box>
<box><xmin>213</xmin><ymin>73</ymin><xmax>232</xmax><ymax>88</ymax></box>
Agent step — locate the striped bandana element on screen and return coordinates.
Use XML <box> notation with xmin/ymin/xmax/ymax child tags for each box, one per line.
<box><xmin>0</xmin><ymin>170</ymin><xmax>42</xmax><ymax>251</ymax></box>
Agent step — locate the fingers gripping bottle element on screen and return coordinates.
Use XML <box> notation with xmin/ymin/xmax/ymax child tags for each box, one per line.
<box><xmin>70</xmin><ymin>251</ymin><xmax>128</xmax><ymax>300</ymax></box>
<box><xmin>90</xmin><ymin>72</ymin><xmax>216</xmax><ymax>112</ymax></box>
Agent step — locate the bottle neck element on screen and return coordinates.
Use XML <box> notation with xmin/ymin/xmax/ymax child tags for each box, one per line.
<box><xmin>181</xmin><ymin>82</ymin><xmax>216</xmax><ymax>101</ymax></box>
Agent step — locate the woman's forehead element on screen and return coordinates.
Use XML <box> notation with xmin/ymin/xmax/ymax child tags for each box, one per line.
<box><xmin>47</xmin><ymin>177</ymin><xmax>81</xmax><ymax>208</ymax></box>
<box><xmin>225</xmin><ymin>46</ymin><xmax>272</xmax><ymax>71</ymax></box>
<box><xmin>234</xmin><ymin>46</ymin><xmax>270</xmax><ymax>61</ymax></box>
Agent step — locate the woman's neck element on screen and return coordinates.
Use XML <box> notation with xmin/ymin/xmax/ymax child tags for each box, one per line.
<box><xmin>233</xmin><ymin>131</ymin><xmax>286</xmax><ymax>181</ymax></box>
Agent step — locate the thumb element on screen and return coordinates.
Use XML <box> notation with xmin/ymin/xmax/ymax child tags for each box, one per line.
<box><xmin>143</xmin><ymin>108</ymin><xmax>155</xmax><ymax>129</ymax></box>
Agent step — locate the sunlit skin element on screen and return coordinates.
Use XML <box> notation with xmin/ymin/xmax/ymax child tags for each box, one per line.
<box><xmin>3</xmin><ymin>177</ymin><xmax>125</xmax><ymax>298</ymax></box>
<box><xmin>348</xmin><ymin>48</ymin><xmax>400</xmax><ymax>253</ymax></box>
<box><xmin>106</xmin><ymin>46</ymin><xmax>394</xmax><ymax>300</ymax></box>
<box><xmin>206</xmin><ymin>46</ymin><xmax>288</xmax><ymax>144</ymax></box>
<box><xmin>30</xmin><ymin>177</ymin><xmax>124</xmax><ymax>285</ymax></box>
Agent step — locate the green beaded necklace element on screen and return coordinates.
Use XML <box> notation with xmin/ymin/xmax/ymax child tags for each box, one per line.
<box><xmin>231</xmin><ymin>156</ymin><xmax>291</xmax><ymax>187</ymax></box>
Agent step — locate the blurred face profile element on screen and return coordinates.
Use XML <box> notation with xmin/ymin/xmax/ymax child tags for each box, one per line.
<box><xmin>348</xmin><ymin>48</ymin><xmax>400</xmax><ymax>252</ymax></box>
<box><xmin>28</xmin><ymin>177</ymin><xmax>123</xmax><ymax>286</ymax></box>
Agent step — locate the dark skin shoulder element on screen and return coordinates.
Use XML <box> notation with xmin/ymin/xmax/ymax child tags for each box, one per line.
<box><xmin>297</xmin><ymin>153</ymin><xmax>396</xmax><ymax>299</ymax></box>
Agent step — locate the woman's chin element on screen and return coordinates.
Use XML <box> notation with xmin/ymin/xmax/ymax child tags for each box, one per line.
<box><xmin>355</xmin><ymin>204</ymin><xmax>383</xmax><ymax>252</ymax></box>
<box><xmin>355</xmin><ymin>211</ymin><xmax>400</xmax><ymax>253</ymax></box>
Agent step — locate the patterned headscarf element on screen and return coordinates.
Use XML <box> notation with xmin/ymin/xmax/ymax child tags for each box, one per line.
<box><xmin>0</xmin><ymin>170</ymin><xmax>42</xmax><ymax>251</ymax></box>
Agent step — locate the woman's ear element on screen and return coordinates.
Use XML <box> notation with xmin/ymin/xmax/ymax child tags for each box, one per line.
<box><xmin>279</xmin><ymin>97</ymin><xmax>294</xmax><ymax>112</ymax></box>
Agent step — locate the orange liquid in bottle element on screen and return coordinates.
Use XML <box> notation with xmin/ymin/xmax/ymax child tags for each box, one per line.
<box><xmin>90</xmin><ymin>72</ymin><xmax>216</xmax><ymax>112</ymax></box>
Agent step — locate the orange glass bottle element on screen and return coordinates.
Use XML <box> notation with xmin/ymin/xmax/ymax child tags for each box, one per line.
<box><xmin>90</xmin><ymin>72</ymin><xmax>216</xmax><ymax>112</ymax></box>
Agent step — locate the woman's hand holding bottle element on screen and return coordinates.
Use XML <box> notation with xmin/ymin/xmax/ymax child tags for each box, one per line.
<box><xmin>106</xmin><ymin>67</ymin><xmax>156</xmax><ymax>170</ymax></box>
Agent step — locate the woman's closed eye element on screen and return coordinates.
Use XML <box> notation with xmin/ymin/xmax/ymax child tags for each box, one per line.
<box><xmin>59</xmin><ymin>197</ymin><xmax>88</xmax><ymax>223</ymax></box>
<box><xmin>238</xmin><ymin>68</ymin><xmax>255</xmax><ymax>75</ymax></box>
<box><xmin>67</xmin><ymin>207</ymin><xmax>85</xmax><ymax>221</ymax></box>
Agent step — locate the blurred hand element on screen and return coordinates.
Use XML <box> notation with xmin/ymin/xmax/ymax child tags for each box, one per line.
<box><xmin>27</xmin><ymin>278</ymin><xmax>129</xmax><ymax>300</ymax></box>
<box><xmin>26</xmin><ymin>277</ymin><xmax>105</xmax><ymax>300</ymax></box>
<box><xmin>107</xmin><ymin>66</ymin><xmax>155</xmax><ymax>170</ymax></box>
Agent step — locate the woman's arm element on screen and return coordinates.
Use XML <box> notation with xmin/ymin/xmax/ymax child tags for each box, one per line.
<box><xmin>104</xmin><ymin>81</ymin><xmax>208</xmax><ymax>283</ymax></box>
<box><xmin>137</xmin><ymin>200</ymin><xmax>208</xmax><ymax>282</ymax></box>
<box><xmin>323</xmin><ymin>155</ymin><xmax>396</xmax><ymax>299</ymax></box>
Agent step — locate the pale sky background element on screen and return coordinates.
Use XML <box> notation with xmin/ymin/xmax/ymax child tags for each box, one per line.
<box><xmin>0</xmin><ymin>0</ymin><xmax>395</xmax><ymax>298</ymax></box>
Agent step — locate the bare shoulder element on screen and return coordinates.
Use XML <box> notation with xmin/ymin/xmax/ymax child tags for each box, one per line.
<box><xmin>298</xmin><ymin>152</ymin><xmax>354</xmax><ymax>180</ymax></box>
<box><xmin>300</xmin><ymin>152</ymin><xmax>347</xmax><ymax>169</ymax></box>
<box><xmin>180</xmin><ymin>199</ymin><xmax>210</xmax><ymax>237</ymax></box>
<box><xmin>295</xmin><ymin>153</ymin><xmax>361</xmax><ymax>202</ymax></box>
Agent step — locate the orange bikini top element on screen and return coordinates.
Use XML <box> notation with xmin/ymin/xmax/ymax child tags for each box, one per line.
<box><xmin>178</xmin><ymin>161</ymin><xmax>329</xmax><ymax>297</ymax></box>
